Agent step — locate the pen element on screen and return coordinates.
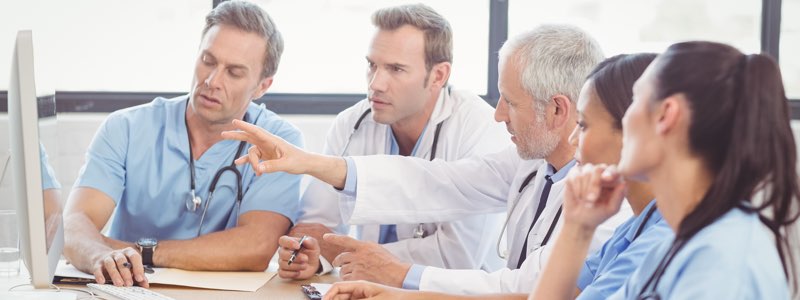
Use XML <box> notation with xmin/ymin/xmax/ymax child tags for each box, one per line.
<box><xmin>122</xmin><ymin>262</ymin><xmax>155</xmax><ymax>274</ymax></box>
<box><xmin>287</xmin><ymin>235</ymin><xmax>309</xmax><ymax>265</ymax></box>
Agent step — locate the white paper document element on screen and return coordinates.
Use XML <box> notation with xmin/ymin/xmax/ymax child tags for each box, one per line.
<box><xmin>55</xmin><ymin>260</ymin><xmax>276</xmax><ymax>292</ymax></box>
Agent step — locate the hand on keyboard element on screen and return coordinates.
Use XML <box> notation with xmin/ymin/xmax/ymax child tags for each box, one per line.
<box><xmin>87</xmin><ymin>283</ymin><xmax>175</xmax><ymax>300</ymax></box>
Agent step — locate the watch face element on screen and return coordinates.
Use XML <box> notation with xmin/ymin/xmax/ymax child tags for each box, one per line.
<box><xmin>137</xmin><ymin>238</ymin><xmax>157</xmax><ymax>247</ymax></box>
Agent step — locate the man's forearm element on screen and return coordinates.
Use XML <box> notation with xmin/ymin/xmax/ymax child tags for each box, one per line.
<box><xmin>63</xmin><ymin>212</ymin><xmax>116</xmax><ymax>272</ymax></box>
<box><xmin>305</xmin><ymin>155</ymin><xmax>348</xmax><ymax>190</ymax></box>
<box><xmin>153</xmin><ymin>212</ymin><xmax>290</xmax><ymax>271</ymax></box>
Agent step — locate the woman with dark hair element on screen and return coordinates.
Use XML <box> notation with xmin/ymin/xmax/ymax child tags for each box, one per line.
<box><xmin>541</xmin><ymin>41</ymin><xmax>798</xmax><ymax>300</ymax></box>
<box><xmin>566</xmin><ymin>53</ymin><xmax>674</xmax><ymax>299</ymax></box>
<box><xmin>522</xmin><ymin>53</ymin><xmax>675</xmax><ymax>300</ymax></box>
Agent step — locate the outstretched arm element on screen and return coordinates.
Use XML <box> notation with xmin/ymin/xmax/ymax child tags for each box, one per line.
<box><xmin>222</xmin><ymin>119</ymin><xmax>348</xmax><ymax>189</ymax></box>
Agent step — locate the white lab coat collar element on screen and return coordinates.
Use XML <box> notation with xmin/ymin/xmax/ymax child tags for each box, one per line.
<box><xmin>352</xmin><ymin>86</ymin><xmax>456</xmax><ymax>160</ymax></box>
<box><xmin>504</xmin><ymin>161</ymin><xmax>569</xmax><ymax>269</ymax></box>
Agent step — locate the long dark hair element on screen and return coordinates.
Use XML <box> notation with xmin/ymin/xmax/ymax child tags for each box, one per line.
<box><xmin>645</xmin><ymin>41</ymin><xmax>800</xmax><ymax>292</ymax></box>
<box><xmin>586</xmin><ymin>53</ymin><xmax>658</xmax><ymax>129</ymax></box>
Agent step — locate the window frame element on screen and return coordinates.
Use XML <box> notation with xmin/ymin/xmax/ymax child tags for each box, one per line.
<box><xmin>763</xmin><ymin>0</ymin><xmax>800</xmax><ymax>118</ymax></box>
<box><xmin>1</xmin><ymin>0</ymin><xmax>796</xmax><ymax>117</ymax></box>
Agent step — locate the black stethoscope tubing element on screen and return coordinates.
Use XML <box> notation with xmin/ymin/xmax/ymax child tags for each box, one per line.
<box><xmin>498</xmin><ymin>169</ymin><xmax>564</xmax><ymax>260</ymax></box>
<box><xmin>500</xmin><ymin>170</ymin><xmax>658</xmax><ymax>262</ymax></box>
<box><xmin>633</xmin><ymin>202</ymin><xmax>658</xmax><ymax>240</ymax></box>
<box><xmin>346</xmin><ymin>103</ymin><xmax>445</xmax><ymax>239</ymax></box>
<box><xmin>185</xmin><ymin>104</ymin><xmax>249</xmax><ymax>237</ymax></box>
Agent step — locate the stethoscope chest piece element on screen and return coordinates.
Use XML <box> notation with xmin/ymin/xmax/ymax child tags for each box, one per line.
<box><xmin>412</xmin><ymin>224</ymin><xmax>426</xmax><ymax>239</ymax></box>
<box><xmin>186</xmin><ymin>189</ymin><xmax>202</xmax><ymax>211</ymax></box>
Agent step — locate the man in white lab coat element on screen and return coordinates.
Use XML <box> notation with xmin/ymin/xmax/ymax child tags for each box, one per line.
<box><xmin>274</xmin><ymin>4</ymin><xmax>509</xmax><ymax>282</ymax></box>
<box><xmin>223</xmin><ymin>24</ymin><xmax>630</xmax><ymax>294</ymax></box>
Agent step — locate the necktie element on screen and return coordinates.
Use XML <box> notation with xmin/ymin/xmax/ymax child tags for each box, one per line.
<box><xmin>378</xmin><ymin>224</ymin><xmax>398</xmax><ymax>244</ymax></box>
<box><xmin>517</xmin><ymin>175</ymin><xmax>553</xmax><ymax>268</ymax></box>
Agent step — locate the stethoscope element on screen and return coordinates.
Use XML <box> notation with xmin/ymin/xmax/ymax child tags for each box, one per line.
<box><xmin>343</xmin><ymin>106</ymin><xmax>445</xmax><ymax>239</ymax></box>
<box><xmin>184</xmin><ymin>107</ymin><xmax>249</xmax><ymax>237</ymax></box>
<box><xmin>496</xmin><ymin>171</ymin><xmax>659</xmax><ymax>260</ymax></box>
<box><xmin>635</xmin><ymin>241</ymin><xmax>682</xmax><ymax>300</ymax></box>
<box><xmin>635</xmin><ymin>205</ymin><xmax>677</xmax><ymax>300</ymax></box>
<box><xmin>497</xmin><ymin>170</ymin><xmax>540</xmax><ymax>259</ymax></box>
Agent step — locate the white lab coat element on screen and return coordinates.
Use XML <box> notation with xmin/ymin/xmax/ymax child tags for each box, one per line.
<box><xmin>342</xmin><ymin>147</ymin><xmax>631</xmax><ymax>293</ymax></box>
<box><xmin>300</xmin><ymin>87</ymin><xmax>510</xmax><ymax>271</ymax></box>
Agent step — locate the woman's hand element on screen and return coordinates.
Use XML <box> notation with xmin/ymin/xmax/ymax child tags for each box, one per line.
<box><xmin>563</xmin><ymin>163</ymin><xmax>627</xmax><ymax>231</ymax></box>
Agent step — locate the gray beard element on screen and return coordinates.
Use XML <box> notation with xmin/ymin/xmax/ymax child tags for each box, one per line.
<box><xmin>517</xmin><ymin>122</ymin><xmax>559</xmax><ymax>160</ymax></box>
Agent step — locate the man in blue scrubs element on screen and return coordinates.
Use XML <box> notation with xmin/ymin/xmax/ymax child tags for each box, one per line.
<box><xmin>62</xmin><ymin>1</ymin><xmax>302</xmax><ymax>288</ymax></box>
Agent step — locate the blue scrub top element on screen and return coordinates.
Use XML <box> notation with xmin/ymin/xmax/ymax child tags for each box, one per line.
<box><xmin>576</xmin><ymin>200</ymin><xmax>672</xmax><ymax>300</ymax></box>
<box><xmin>74</xmin><ymin>96</ymin><xmax>304</xmax><ymax>242</ymax></box>
<box><xmin>39</xmin><ymin>143</ymin><xmax>61</xmax><ymax>190</ymax></box>
<box><xmin>609</xmin><ymin>207</ymin><xmax>789</xmax><ymax>299</ymax></box>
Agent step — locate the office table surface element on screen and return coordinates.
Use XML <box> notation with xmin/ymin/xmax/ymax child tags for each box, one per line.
<box><xmin>138</xmin><ymin>273</ymin><xmax>339</xmax><ymax>299</ymax></box>
<box><xmin>1</xmin><ymin>260</ymin><xmax>340</xmax><ymax>300</ymax></box>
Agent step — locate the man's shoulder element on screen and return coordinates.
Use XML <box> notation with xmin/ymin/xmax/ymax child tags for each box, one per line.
<box><xmin>328</xmin><ymin>98</ymin><xmax>372</xmax><ymax>130</ymax></box>
<box><xmin>335</xmin><ymin>98</ymin><xmax>371</xmax><ymax>121</ymax></box>
<box><xmin>248</xmin><ymin>102</ymin><xmax>303</xmax><ymax>144</ymax></box>
<box><xmin>447</xmin><ymin>88</ymin><xmax>494</xmax><ymax>115</ymax></box>
<box><xmin>107</xmin><ymin>95</ymin><xmax>184</xmax><ymax>119</ymax></box>
<box><xmin>103</xmin><ymin>95</ymin><xmax>185</xmax><ymax>127</ymax></box>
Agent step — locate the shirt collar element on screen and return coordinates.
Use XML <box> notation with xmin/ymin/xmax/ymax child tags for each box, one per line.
<box><xmin>624</xmin><ymin>199</ymin><xmax>662</xmax><ymax>242</ymax></box>
<box><xmin>388</xmin><ymin>121</ymin><xmax>430</xmax><ymax>156</ymax></box>
<box><xmin>547</xmin><ymin>159</ymin><xmax>577</xmax><ymax>182</ymax></box>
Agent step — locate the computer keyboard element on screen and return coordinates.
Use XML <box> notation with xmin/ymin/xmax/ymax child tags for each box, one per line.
<box><xmin>87</xmin><ymin>283</ymin><xmax>176</xmax><ymax>300</ymax></box>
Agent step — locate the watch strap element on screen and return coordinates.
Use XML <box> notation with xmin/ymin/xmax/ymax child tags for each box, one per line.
<box><xmin>140</xmin><ymin>246</ymin><xmax>154</xmax><ymax>266</ymax></box>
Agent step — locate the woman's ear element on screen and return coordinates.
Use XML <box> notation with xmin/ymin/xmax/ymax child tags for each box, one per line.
<box><xmin>655</xmin><ymin>94</ymin><xmax>686</xmax><ymax>136</ymax></box>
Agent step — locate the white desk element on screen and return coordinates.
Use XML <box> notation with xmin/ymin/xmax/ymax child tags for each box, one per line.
<box><xmin>1</xmin><ymin>260</ymin><xmax>339</xmax><ymax>299</ymax></box>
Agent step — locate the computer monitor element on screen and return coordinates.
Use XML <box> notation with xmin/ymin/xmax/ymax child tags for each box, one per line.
<box><xmin>7</xmin><ymin>29</ymin><xmax>64</xmax><ymax>289</ymax></box>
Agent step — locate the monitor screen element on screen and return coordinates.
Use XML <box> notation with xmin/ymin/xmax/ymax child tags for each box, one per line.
<box><xmin>6</xmin><ymin>29</ymin><xmax>64</xmax><ymax>289</ymax></box>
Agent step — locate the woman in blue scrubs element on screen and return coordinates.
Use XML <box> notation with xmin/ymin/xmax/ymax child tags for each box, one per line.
<box><xmin>566</xmin><ymin>53</ymin><xmax>674</xmax><ymax>300</ymax></box>
<box><xmin>538</xmin><ymin>41</ymin><xmax>798</xmax><ymax>299</ymax></box>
